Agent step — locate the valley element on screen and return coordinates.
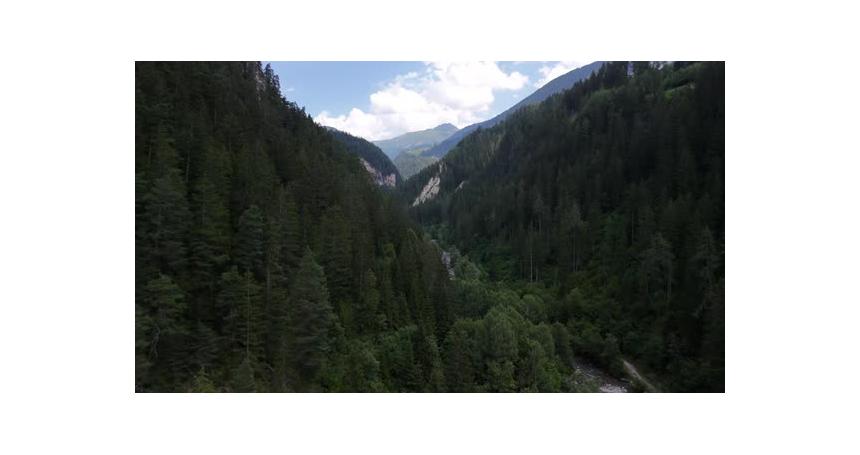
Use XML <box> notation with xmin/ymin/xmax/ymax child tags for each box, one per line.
<box><xmin>135</xmin><ymin>61</ymin><xmax>724</xmax><ymax>393</ymax></box>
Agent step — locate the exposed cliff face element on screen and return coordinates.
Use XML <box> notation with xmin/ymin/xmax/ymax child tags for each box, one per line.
<box><xmin>360</xmin><ymin>158</ymin><xmax>397</xmax><ymax>188</ymax></box>
<box><xmin>412</xmin><ymin>163</ymin><xmax>444</xmax><ymax>206</ymax></box>
<box><xmin>325</xmin><ymin>127</ymin><xmax>402</xmax><ymax>187</ymax></box>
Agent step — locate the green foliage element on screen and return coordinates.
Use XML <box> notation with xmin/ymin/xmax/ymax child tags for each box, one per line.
<box><xmin>355</xmin><ymin>270</ymin><xmax>380</xmax><ymax>334</ymax></box>
<box><xmin>419</xmin><ymin>334</ymin><xmax>446</xmax><ymax>392</ymax></box>
<box><xmin>141</xmin><ymin>160</ymin><xmax>191</xmax><ymax>275</ymax></box>
<box><xmin>288</xmin><ymin>249</ymin><xmax>335</xmax><ymax>388</ymax></box>
<box><xmin>235</xmin><ymin>205</ymin><xmax>265</xmax><ymax>277</ymax></box>
<box><xmin>319</xmin><ymin>339</ymin><xmax>384</xmax><ymax>392</ymax></box>
<box><xmin>401</xmin><ymin>62</ymin><xmax>724</xmax><ymax>391</ymax></box>
<box><xmin>232</xmin><ymin>356</ymin><xmax>257</xmax><ymax>392</ymax></box>
<box><xmin>326</xmin><ymin>127</ymin><xmax>402</xmax><ymax>185</ymax></box>
<box><xmin>136</xmin><ymin>61</ymin><xmax>722</xmax><ymax>392</ymax></box>
<box><xmin>137</xmin><ymin>274</ymin><xmax>189</xmax><ymax>388</ymax></box>
<box><xmin>189</xmin><ymin>368</ymin><xmax>218</xmax><ymax>392</ymax></box>
<box><xmin>136</xmin><ymin>62</ymin><xmax>455</xmax><ymax>392</ymax></box>
<box><xmin>377</xmin><ymin>325</ymin><xmax>422</xmax><ymax>392</ymax></box>
<box><xmin>217</xmin><ymin>266</ymin><xmax>263</xmax><ymax>363</ymax></box>
<box><xmin>393</xmin><ymin>150</ymin><xmax>439</xmax><ymax>179</ymax></box>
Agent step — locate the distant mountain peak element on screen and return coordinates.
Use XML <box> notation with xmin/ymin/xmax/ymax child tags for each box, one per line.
<box><xmin>372</xmin><ymin>123</ymin><xmax>461</xmax><ymax>161</ymax></box>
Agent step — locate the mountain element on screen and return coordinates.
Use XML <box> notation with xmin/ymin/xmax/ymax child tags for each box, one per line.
<box><xmin>393</xmin><ymin>148</ymin><xmax>439</xmax><ymax>180</ymax></box>
<box><xmin>136</xmin><ymin>60</ymin><xmax>723</xmax><ymax>393</ymax></box>
<box><xmin>373</xmin><ymin>123</ymin><xmax>458</xmax><ymax>160</ymax></box>
<box><xmin>325</xmin><ymin>127</ymin><xmax>401</xmax><ymax>187</ymax></box>
<box><xmin>401</xmin><ymin>62</ymin><xmax>725</xmax><ymax>392</ymax></box>
<box><xmin>389</xmin><ymin>63</ymin><xmax>604</xmax><ymax>179</ymax></box>
<box><xmin>422</xmin><ymin>61</ymin><xmax>604</xmax><ymax>158</ymax></box>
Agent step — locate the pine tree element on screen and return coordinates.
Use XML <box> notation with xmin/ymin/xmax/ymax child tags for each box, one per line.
<box><xmin>443</xmin><ymin>321</ymin><xmax>477</xmax><ymax>392</ymax></box>
<box><xmin>288</xmin><ymin>248</ymin><xmax>335</xmax><ymax>388</ymax></box>
<box><xmin>189</xmin><ymin>367</ymin><xmax>218</xmax><ymax>392</ymax></box>
<box><xmin>355</xmin><ymin>269</ymin><xmax>380</xmax><ymax>334</ymax></box>
<box><xmin>378</xmin><ymin>243</ymin><xmax>400</xmax><ymax>328</ymax></box>
<box><xmin>378</xmin><ymin>326</ymin><xmax>422</xmax><ymax>392</ymax></box>
<box><xmin>235</xmin><ymin>205</ymin><xmax>265</xmax><ymax>277</ymax></box>
<box><xmin>342</xmin><ymin>340</ymin><xmax>384</xmax><ymax>392</ymax></box>
<box><xmin>640</xmin><ymin>232</ymin><xmax>675</xmax><ymax>303</ymax></box>
<box><xmin>551</xmin><ymin>322</ymin><xmax>574</xmax><ymax>367</ymax></box>
<box><xmin>422</xmin><ymin>335</ymin><xmax>446</xmax><ymax>392</ymax></box>
<box><xmin>320</xmin><ymin>206</ymin><xmax>352</xmax><ymax>329</ymax></box>
<box><xmin>188</xmin><ymin>176</ymin><xmax>230</xmax><ymax>318</ymax></box>
<box><xmin>189</xmin><ymin>321</ymin><xmax>219</xmax><ymax>371</ymax></box>
<box><xmin>135</xmin><ymin>172</ymin><xmax>150</xmax><ymax>280</ymax></box>
<box><xmin>141</xmin><ymin>274</ymin><xmax>189</xmax><ymax>384</ymax></box>
<box><xmin>143</xmin><ymin>167</ymin><xmax>191</xmax><ymax>276</ymax></box>
<box><xmin>135</xmin><ymin>303</ymin><xmax>154</xmax><ymax>389</ymax></box>
<box><xmin>279</xmin><ymin>188</ymin><xmax>302</xmax><ymax>273</ymax></box>
<box><xmin>232</xmin><ymin>355</ymin><xmax>257</xmax><ymax>392</ymax></box>
<box><xmin>217</xmin><ymin>267</ymin><xmax>263</xmax><ymax>362</ymax></box>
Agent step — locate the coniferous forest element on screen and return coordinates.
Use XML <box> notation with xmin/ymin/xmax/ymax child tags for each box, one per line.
<box><xmin>135</xmin><ymin>61</ymin><xmax>724</xmax><ymax>392</ymax></box>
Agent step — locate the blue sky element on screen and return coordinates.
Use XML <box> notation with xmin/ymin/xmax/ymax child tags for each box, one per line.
<box><xmin>265</xmin><ymin>61</ymin><xmax>586</xmax><ymax>141</ymax></box>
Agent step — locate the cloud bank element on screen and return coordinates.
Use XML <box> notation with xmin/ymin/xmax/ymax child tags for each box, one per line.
<box><xmin>315</xmin><ymin>62</ymin><xmax>528</xmax><ymax>141</ymax></box>
<box><xmin>534</xmin><ymin>61</ymin><xmax>583</xmax><ymax>88</ymax></box>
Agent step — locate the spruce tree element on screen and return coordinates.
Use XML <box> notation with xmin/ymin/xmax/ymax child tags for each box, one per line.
<box><xmin>443</xmin><ymin>322</ymin><xmax>476</xmax><ymax>392</ymax></box>
<box><xmin>189</xmin><ymin>367</ymin><xmax>218</xmax><ymax>392</ymax></box>
<box><xmin>143</xmin><ymin>169</ymin><xmax>191</xmax><ymax>276</ymax></box>
<box><xmin>235</xmin><ymin>205</ymin><xmax>265</xmax><ymax>277</ymax></box>
<box><xmin>232</xmin><ymin>356</ymin><xmax>257</xmax><ymax>392</ymax></box>
<box><xmin>288</xmin><ymin>248</ymin><xmax>334</xmax><ymax>388</ymax></box>
<box><xmin>355</xmin><ymin>269</ymin><xmax>380</xmax><ymax>334</ymax></box>
<box><xmin>217</xmin><ymin>267</ymin><xmax>263</xmax><ymax>363</ymax></box>
<box><xmin>141</xmin><ymin>274</ymin><xmax>189</xmax><ymax>384</ymax></box>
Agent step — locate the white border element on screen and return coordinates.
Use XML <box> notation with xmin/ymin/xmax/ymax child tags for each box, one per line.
<box><xmin>2</xmin><ymin>0</ymin><xmax>859</xmax><ymax>453</ymax></box>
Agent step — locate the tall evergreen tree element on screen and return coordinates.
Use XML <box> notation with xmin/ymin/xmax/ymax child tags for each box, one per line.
<box><xmin>139</xmin><ymin>274</ymin><xmax>189</xmax><ymax>384</ymax></box>
<box><xmin>217</xmin><ymin>267</ymin><xmax>263</xmax><ymax>363</ymax></box>
<box><xmin>355</xmin><ymin>269</ymin><xmax>380</xmax><ymax>334</ymax></box>
<box><xmin>142</xmin><ymin>151</ymin><xmax>191</xmax><ymax>276</ymax></box>
<box><xmin>235</xmin><ymin>205</ymin><xmax>265</xmax><ymax>277</ymax></box>
<box><xmin>288</xmin><ymin>249</ymin><xmax>335</xmax><ymax>389</ymax></box>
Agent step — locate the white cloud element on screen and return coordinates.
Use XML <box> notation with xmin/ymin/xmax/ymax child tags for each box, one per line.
<box><xmin>315</xmin><ymin>62</ymin><xmax>529</xmax><ymax>141</ymax></box>
<box><xmin>316</xmin><ymin>108</ymin><xmax>388</xmax><ymax>141</ymax></box>
<box><xmin>534</xmin><ymin>61</ymin><xmax>583</xmax><ymax>88</ymax></box>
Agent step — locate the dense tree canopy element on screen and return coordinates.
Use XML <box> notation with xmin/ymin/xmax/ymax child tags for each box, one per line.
<box><xmin>326</xmin><ymin>127</ymin><xmax>402</xmax><ymax>185</ymax></box>
<box><xmin>401</xmin><ymin>62</ymin><xmax>725</xmax><ymax>391</ymax></box>
<box><xmin>136</xmin><ymin>62</ymin><xmax>453</xmax><ymax>392</ymax></box>
<box><xmin>136</xmin><ymin>61</ymin><xmax>723</xmax><ymax>392</ymax></box>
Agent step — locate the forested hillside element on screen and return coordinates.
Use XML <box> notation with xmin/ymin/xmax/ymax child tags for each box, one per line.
<box><xmin>135</xmin><ymin>61</ymin><xmax>723</xmax><ymax>392</ymax></box>
<box><xmin>403</xmin><ymin>62</ymin><xmax>725</xmax><ymax>391</ymax></box>
<box><xmin>135</xmin><ymin>62</ymin><xmax>452</xmax><ymax>392</ymax></box>
<box><xmin>375</xmin><ymin>123</ymin><xmax>456</xmax><ymax>178</ymax></box>
<box><xmin>325</xmin><ymin>127</ymin><xmax>402</xmax><ymax>186</ymax></box>
<box><xmin>394</xmin><ymin>149</ymin><xmax>439</xmax><ymax>180</ymax></box>
<box><xmin>374</xmin><ymin>123</ymin><xmax>458</xmax><ymax>159</ymax></box>
<box><xmin>135</xmin><ymin>61</ymin><xmax>613</xmax><ymax>393</ymax></box>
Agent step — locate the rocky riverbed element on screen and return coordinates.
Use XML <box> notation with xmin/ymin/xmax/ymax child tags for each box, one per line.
<box><xmin>570</xmin><ymin>359</ymin><xmax>634</xmax><ymax>393</ymax></box>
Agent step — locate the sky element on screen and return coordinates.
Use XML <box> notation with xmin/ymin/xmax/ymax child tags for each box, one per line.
<box><xmin>265</xmin><ymin>61</ymin><xmax>587</xmax><ymax>141</ymax></box>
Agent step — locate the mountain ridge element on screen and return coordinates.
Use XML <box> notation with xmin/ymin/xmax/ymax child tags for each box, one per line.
<box><xmin>373</xmin><ymin>122</ymin><xmax>459</xmax><ymax>160</ymax></box>
<box><xmin>422</xmin><ymin>61</ymin><xmax>604</xmax><ymax>158</ymax></box>
<box><xmin>325</xmin><ymin>126</ymin><xmax>402</xmax><ymax>187</ymax></box>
